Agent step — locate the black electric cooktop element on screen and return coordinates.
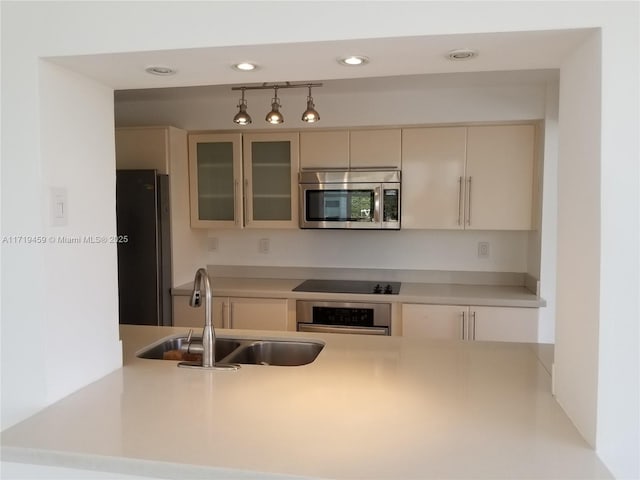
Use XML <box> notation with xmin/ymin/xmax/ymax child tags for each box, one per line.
<box><xmin>292</xmin><ymin>279</ymin><xmax>401</xmax><ymax>295</ymax></box>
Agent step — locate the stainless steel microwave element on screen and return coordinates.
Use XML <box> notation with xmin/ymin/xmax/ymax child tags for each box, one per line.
<box><xmin>299</xmin><ymin>169</ymin><xmax>401</xmax><ymax>229</ymax></box>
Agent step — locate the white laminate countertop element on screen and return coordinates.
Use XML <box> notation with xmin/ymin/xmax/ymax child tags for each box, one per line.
<box><xmin>1</xmin><ymin>325</ymin><xmax>608</xmax><ymax>479</ymax></box>
<box><xmin>172</xmin><ymin>277</ymin><xmax>545</xmax><ymax>308</ymax></box>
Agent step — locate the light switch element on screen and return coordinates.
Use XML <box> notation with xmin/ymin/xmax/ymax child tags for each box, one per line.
<box><xmin>50</xmin><ymin>187</ymin><xmax>68</xmax><ymax>226</ymax></box>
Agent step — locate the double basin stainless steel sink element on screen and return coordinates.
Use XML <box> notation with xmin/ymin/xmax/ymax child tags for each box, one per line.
<box><xmin>137</xmin><ymin>335</ymin><xmax>324</xmax><ymax>367</ymax></box>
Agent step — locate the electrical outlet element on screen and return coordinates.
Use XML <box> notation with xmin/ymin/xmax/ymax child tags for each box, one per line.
<box><xmin>477</xmin><ymin>241</ymin><xmax>490</xmax><ymax>258</ymax></box>
<box><xmin>207</xmin><ymin>237</ymin><xmax>218</xmax><ymax>252</ymax></box>
<box><xmin>258</xmin><ymin>238</ymin><xmax>270</xmax><ymax>254</ymax></box>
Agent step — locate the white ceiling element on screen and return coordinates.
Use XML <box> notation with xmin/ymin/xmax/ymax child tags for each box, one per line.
<box><xmin>49</xmin><ymin>28</ymin><xmax>590</xmax><ymax>94</ymax></box>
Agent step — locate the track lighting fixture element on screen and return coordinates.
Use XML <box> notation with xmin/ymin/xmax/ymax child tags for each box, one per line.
<box><xmin>301</xmin><ymin>85</ymin><xmax>320</xmax><ymax>123</ymax></box>
<box><xmin>265</xmin><ymin>87</ymin><xmax>284</xmax><ymax>124</ymax></box>
<box><xmin>233</xmin><ymin>88</ymin><xmax>252</xmax><ymax>126</ymax></box>
<box><xmin>230</xmin><ymin>82</ymin><xmax>322</xmax><ymax>126</ymax></box>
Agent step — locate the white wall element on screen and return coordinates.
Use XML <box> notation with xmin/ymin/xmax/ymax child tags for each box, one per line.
<box><xmin>1</xmin><ymin>2</ymin><xmax>638</xmax><ymax>478</ymax></box>
<box><xmin>555</xmin><ymin>16</ymin><xmax>640</xmax><ymax>478</ymax></box>
<box><xmin>530</xmin><ymin>81</ymin><xmax>560</xmax><ymax>343</ymax></box>
<box><xmin>595</xmin><ymin>12</ymin><xmax>640</xmax><ymax>477</ymax></box>
<box><xmin>39</xmin><ymin>61</ymin><xmax>123</xmax><ymax>402</ymax></box>
<box><xmin>1</xmin><ymin>58</ymin><xmax>124</xmax><ymax>427</ymax></box>
<box><xmin>115</xmin><ymin>78</ymin><xmax>545</xmax><ymax>276</ymax></box>
<box><xmin>202</xmin><ymin>229</ymin><xmax>529</xmax><ymax>272</ymax></box>
<box><xmin>555</xmin><ymin>30</ymin><xmax>602</xmax><ymax>448</ymax></box>
<box><xmin>115</xmin><ymin>80</ymin><xmax>547</xmax><ymax>131</ymax></box>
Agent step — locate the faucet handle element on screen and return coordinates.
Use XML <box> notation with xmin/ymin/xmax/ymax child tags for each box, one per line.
<box><xmin>186</xmin><ymin>329</ymin><xmax>193</xmax><ymax>342</ymax></box>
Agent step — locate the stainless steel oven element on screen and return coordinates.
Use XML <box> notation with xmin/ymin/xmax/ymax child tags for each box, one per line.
<box><xmin>296</xmin><ymin>300</ymin><xmax>391</xmax><ymax>336</ymax></box>
<box><xmin>299</xmin><ymin>169</ymin><xmax>401</xmax><ymax>229</ymax></box>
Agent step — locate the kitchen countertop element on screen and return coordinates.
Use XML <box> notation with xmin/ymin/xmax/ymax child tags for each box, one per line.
<box><xmin>172</xmin><ymin>277</ymin><xmax>546</xmax><ymax>308</ymax></box>
<box><xmin>1</xmin><ymin>325</ymin><xmax>608</xmax><ymax>479</ymax></box>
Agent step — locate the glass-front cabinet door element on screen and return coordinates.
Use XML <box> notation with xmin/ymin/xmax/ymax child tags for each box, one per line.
<box><xmin>188</xmin><ymin>133</ymin><xmax>243</xmax><ymax>228</ymax></box>
<box><xmin>242</xmin><ymin>132</ymin><xmax>299</xmax><ymax>228</ymax></box>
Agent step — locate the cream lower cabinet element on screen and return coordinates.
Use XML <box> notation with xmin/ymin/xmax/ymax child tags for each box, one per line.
<box><xmin>402</xmin><ymin>304</ymin><xmax>538</xmax><ymax>343</ymax></box>
<box><xmin>470</xmin><ymin>306</ymin><xmax>538</xmax><ymax>342</ymax></box>
<box><xmin>174</xmin><ymin>296</ymin><xmax>289</xmax><ymax>331</ymax></box>
<box><xmin>173</xmin><ymin>295</ymin><xmax>224</xmax><ymax>329</ymax></box>
<box><xmin>402</xmin><ymin>304</ymin><xmax>467</xmax><ymax>340</ymax></box>
<box><xmin>223</xmin><ymin>297</ymin><xmax>289</xmax><ymax>331</ymax></box>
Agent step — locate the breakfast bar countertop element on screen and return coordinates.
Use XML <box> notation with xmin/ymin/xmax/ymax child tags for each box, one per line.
<box><xmin>0</xmin><ymin>325</ymin><xmax>609</xmax><ymax>480</ymax></box>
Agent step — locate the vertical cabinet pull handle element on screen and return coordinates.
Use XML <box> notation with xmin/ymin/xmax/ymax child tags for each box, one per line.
<box><xmin>243</xmin><ymin>179</ymin><xmax>249</xmax><ymax>226</ymax></box>
<box><xmin>234</xmin><ymin>180</ymin><xmax>239</xmax><ymax>225</ymax></box>
<box><xmin>457</xmin><ymin>176</ymin><xmax>463</xmax><ymax>226</ymax></box>
<box><xmin>471</xmin><ymin>311</ymin><xmax>476</xmax><ymax>340</ymax></box>
<box><xmin>460</xmin><ymin>311</ymin><xmax>466</xmax><ymax>340</ymax></box>
<box><xmin>466</xmin><ymin>176</ymin><xmax>473</xmax><ymax>226</ymax></box>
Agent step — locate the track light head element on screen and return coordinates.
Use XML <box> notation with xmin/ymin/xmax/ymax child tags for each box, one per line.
<box><xmin>233</xmin><ymin>103</ymin><xmax>252</xmax><ymax>125</ymax></box>
<box><xmin>302</xmin><ymin>85</ymin><xmax>320</xmax><ymax>123</ymax></box>
<box><xmin>265</xmin><ymin>88</ymin><xmax>284</xmax><ymax>124</ymax></box>
<box><xmin>233</xmin><ymin>89</ymin><xmax>252</xmax><ymax>125</ymax></box>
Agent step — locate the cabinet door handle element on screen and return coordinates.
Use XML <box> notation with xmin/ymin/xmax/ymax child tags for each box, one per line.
<box><xmin>243</xmin><ymin>179</ymin><xmax>249</xmax><ymax>226</ymax></box>
<box><xmin>471</xmin><ymin>311</ymin><xmax>476</xmax><ymax>340</ymax></box>
<box><xmin>460</xmin><ymin>311</ymin><xmax>466</xmax><ymax>340</ymax></box>
<box><xmin>234</xmin><ymin>180</ymin><xmax>239</xmax><ymax>225</ymax></box>
<box><xmin>466</xmin><ymin>176</ymin><xmax>473</xmax><ymax>226</ymax></box>
<box><xmin>457</xmin><ymin>176</ymin><xmax>463</xmax><ymax>226</ymax></box>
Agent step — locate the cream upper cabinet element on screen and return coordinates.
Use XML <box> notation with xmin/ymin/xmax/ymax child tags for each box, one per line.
<box><xmin>350</xmin><ymin>129</ymin><xmax>402</xmax><ymax>169</ymax></box>
<box><xmin>465</xmin><ymin>125</ymin><xmax>535</xmax><ymax>230</ymax></box>
<box><xmin>115</xmin><ymin>127</ymin><xmax>171</xmax><ymax>174</ymax></box>
<box><xmin>300</xmin><ymin>130</ymin><xmax>349</xmax><ymax>169</ymax></box>
<box><xmin>401</xmin><ymin>304</ymin><xmax>466</xmax><ymax>340</ymax></box>
<box><xmin>402</xmin><ymin>127</ymin><xmax>467</xmax><ymax>229</ymax></box>
<box><xmin>401</xmin><ymin>124</ymin><xmax>535</xmax><ymax>230</ymax></box>
<box><xmin>188</xmin><ymin>133</ymin><xmax>243</xmax><ymax>228</ymax></box>
<box><xmin>299</xmin><ymin>128</ymin><xmax>401</xmax><ymax>170</ymax></box>
<box><xmin>242</xmin><ymin>132</ymin><xmax>299</xmax><ymax>228</ymax></box>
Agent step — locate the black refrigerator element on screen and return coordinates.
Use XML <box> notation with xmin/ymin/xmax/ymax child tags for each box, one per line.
<box><xmin>116</xmin><ymin>169</ymin><xmax>172</xmax><ymax>326</ymax></box>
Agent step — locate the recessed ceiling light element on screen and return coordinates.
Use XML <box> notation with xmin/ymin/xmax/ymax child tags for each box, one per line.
<box><xmin>144</xmin><ymin>66</ymin><xmax>176</xmax><ymax>76</ymax></box>
<box><xmin>233</xmin><ymin>62</ymin><xmax>258</xmax><ymax>71</ymax></box>
<box><xmin>338</xmin><ymin>55</ymin><xmax>369</xmax><ymax>66</ymax></box>
<box><xmin>447</xmin><ymin>49</ymin><xmax>478</xmax><ymax>61</ymax></box>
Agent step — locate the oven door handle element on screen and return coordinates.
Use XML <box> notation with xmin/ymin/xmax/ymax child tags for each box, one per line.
<box><xmin>297</xmin><ymin>324</ymin><xmax>389</xmax><ymax>336</ymax></box>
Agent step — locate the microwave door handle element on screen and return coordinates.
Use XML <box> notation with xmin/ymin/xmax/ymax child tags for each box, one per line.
<box><xmin>374</xmin><ymin>186</ymin><xmax>382</xmax><ymax>224</ymax></box>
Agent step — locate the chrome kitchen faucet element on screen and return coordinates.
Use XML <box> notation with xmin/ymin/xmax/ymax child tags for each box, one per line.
<box><xmin>178</xmin><ymin>268</ymin><xmax>239</xmax><ymax>370</ymax></box>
